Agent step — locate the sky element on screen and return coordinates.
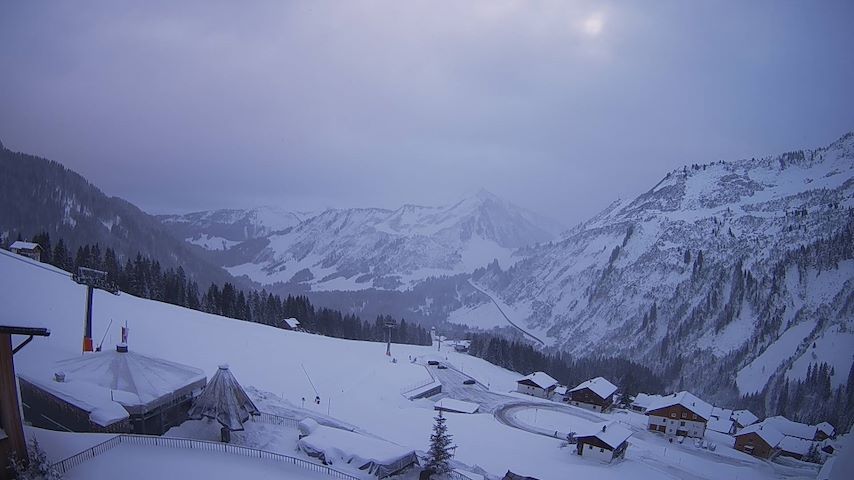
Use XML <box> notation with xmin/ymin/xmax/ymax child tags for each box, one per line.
<box><xmin>1</xmin><ymin>0</ymin><xmax>853</xmax><ymax>226</ymax></box>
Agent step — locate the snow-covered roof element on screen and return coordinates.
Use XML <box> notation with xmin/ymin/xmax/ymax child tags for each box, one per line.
<box><xmin>9</xmin><ymin>241</ymin><xmax>40</xmax><ymax>250</ymax></box>
<box><xmin>778</xmin><ymin>435</ymin><xmax>813</xmax><ymax>456</ymax></box>
<box><xmin>735</xmin><ymin>423</ymin><xmax>784</xmax><ymax>447</ymax></box>
<box><xmin>575</xmin><ymin>421</ymin><xmax>632</xmax><ymax>449</ymax></box>
<box><xmin>710</xmin><ymin>407</ymin><xmax>733</xmax><ymax>421</ymax></box>
<box><xmin>18</xmin><ymin>373</ymin><xmax>130</xmax><ymax>427</ymax></box>
<box><xmin>645</xmin><ymin>391</ymin><xmax>713</xmax><ymax>421</ymax></box>
<box><xmin>188</xmin><ymin>365</ymin><xmax>259</xmax><ymax>431</ymax></box>
<box><xmin>25</xmin><ymin>347</ymin><xmax>206</xmax><ymax>415</ymax></box>
<box><xmin>434</xmin><ymin>398</ymin><xmax>479</xmax><ymax>414</ymax></box>
<box><xmin>282</xmin><ymin>318</ymin><xmax>300</xmax><ymax>329</ymax></box>
<box><xmin>569</xmin><ymin>377</ymin><xmax>617</xmax><ymax>399</ymax></box>
<box><xmin>517</xmin><ymin>372</ymin><xmax>558</xmax><ymax>390</ymax></box>
<box><xmin>297</xmin><ymin>420</ymin><xmax>418</xmax><ymax>477</ymax></box>
<box><xmin>816</xmin><ymin>421</ymin><xmax>835</xmax><ymax>436</ymax></box>
<box><xmin>554</xmin><ymin>385</ymin><xmax>568</xmax><ymax>396</ymax></box>
<box><xmin>763</xmin><ymin>416</ymin><xmax>817</xmax><ymax>440</ymax></box>
<box><xmin>631</xmin><ymin>393</ymin><xmax>663</xmax><ymax>410</ymax></box>
<box><xmin>707</xmin><ymin>418</ymin><xmax>735</xmax><ymax>434</ymax></box>
<box><xmin>732</xmin><ymin>409</ymin><xmax>758</xmax><ymax>427</ymax></box>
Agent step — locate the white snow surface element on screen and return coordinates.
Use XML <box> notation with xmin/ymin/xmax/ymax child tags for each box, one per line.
<box><xmin>2</xmin><ymin>252</ymin><xmax>823</xmax><ymax>480</ymax></box>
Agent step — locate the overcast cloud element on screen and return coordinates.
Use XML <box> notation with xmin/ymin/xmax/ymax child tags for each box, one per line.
<box><xmin>1</xmin><ymin>1</ymin><xmax>852</xmax><ymax>225</ymax></box>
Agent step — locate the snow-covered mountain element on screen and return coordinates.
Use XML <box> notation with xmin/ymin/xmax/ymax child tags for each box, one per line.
<box><xmin>472</xmin><ymin>132</ymin><xmax>854</xmax><ymax>404</ymax></box>
<box><xmin>158</xmin><ymin>206</ymin><xmax>311</xmax><ymax>250</ymax></box>
<box><xmin>169</xmin><ymin>190</ymin><xmax>562</xmax><ymax>291</ymax></box>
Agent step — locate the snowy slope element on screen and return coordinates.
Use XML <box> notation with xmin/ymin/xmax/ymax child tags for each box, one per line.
<box><xmin>3</xmin><ymin>246</ymin><xmax>803</xmax><ymax>480</ymax></box>
<box><xmin>217</xmin><ymin>190</ymin><xmax>561</xmax><ymax>290</ymax></box>
<box><xmin>472</xmin><ymin>132</ymin><xmax>854</xmax><ymax>399</ymax></box>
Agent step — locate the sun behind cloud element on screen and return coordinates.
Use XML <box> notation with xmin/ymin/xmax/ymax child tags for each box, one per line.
<box><xmin>582</xmin><ymin>12</ymin><xmax>604</xmax><ymax>36</ymax></box>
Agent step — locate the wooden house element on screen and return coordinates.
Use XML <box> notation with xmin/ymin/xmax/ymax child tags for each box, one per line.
<box><xmin>575</xmin><ymin>421</ymin><xmax>632</xmax><ymax>463</ymax></box>
<box><xmin>568</xmin><ymin>377</ymin><xmax>617</xmax><ymax>412</ymax></box>
<box><xmin>734</xmin><ymin>424</ymin><xmax>784</xmax><ymax>459</ymax></box>
<box><xmin>8</xmin><ymin>241</ymin><xmax>42</xmax><ymax>262</ymax></box>
<box><xmin>645</xmin><ymin>391</ymin><xmax>712</xmax><ymax>438</ymax></box>
<box><xmin>815</xmin><ymin>422</ymin><xmax>835</xmax><ymax>441</ymax></box>
<box><xmin>515</xmin><ymin>372</ymin><xmax>558</xmax><ymax>399</ymax></box>
<box><xmin>731</xmin><ymin>409</ymin><xmax>759</xmax><ymax>429</ymax></box>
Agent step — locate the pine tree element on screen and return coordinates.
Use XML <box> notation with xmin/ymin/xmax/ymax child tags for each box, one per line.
<box><xmin>426</xmin><ymin>411</ymin><xmax>455</xmax><ymax>476</ymax></box>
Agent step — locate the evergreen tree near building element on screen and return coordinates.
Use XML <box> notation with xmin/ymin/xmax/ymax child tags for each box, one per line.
<box><xmin>426</xmin><ymin>411</ymin><xmax>455</xmax><ymax>477</ymax></box>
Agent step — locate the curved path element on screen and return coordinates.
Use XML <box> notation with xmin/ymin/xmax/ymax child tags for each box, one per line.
<box><xmin>467</xmin><ymin>280</ymin><xmax>545</xmax><ymax>345</ymax></box>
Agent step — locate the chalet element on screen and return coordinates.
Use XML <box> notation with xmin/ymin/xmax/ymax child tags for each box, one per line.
<box><xmin>629</xmin><ymin>393</ymin><xmax>663</xmax><ymax>413</ymax></box>
<box><xmin>575</xmin><ymin>421</ymin><xmax>632</xmax><ymax>463</ymax></box>
<box><xmin>0</xmin><ymin>325</ymin><xmax>50</xmax><ymax>480</ymax></box>
<box><xmin>707</xmin><ymin>417</ymin><xmax>736</xmax><ymax>435</ymax></box>
<box><xmin>19</xmin><ymin>343</ymin><xmax>207</xmax><ymax>435</ymax></box>
<box><xmin>645</xmin><ymin>391</ymin><xmax>713</xmax><ymax>438</ymax></box>
<box><xmin>762</xmin><ymin>416</ymin><xmax>817</xmax><ymax>440</ymax></box>
<box><xmin>710</xmin><ymin>407</ymin><xmax>733</xmax><ymax>421</ymax></box>
<box><xmin>731</xmin><ymin>409</ymin><xmax>759</xmax><ymax>429</ymax></box>
<box><xmin>8</xmin><ymin>241</ymin><xmax>42</xmax><ymax>262</ymax></box>
<box><xmin>515</xmin><ymin>372</ymin><xmax>558</xmax><ymax>399</ymax></box>
<box><xmin>815</xmin><ymin>422</ymin><xmax>835</xmax><ymax>441</ymax></box>
<box><xmin>281</xmin><ymin>318</ymin><xmax>301</xmax><ymax>331</ymax></box>
<box><xmin>553</xmin><ymin>385</ymin><xmax>570</xmax><ymax>403</ymax></box>
<box><xmin>567</xmin><ymin>377</ymin><xmax>618</xmax><ymax>412</ymax></box>
<box><xmin>734</xmin><ymin>424</ymin><xmax>784</xmax><ymax>459</ymax></box>
<box><xmin>778</xmin><ymin>436</ymin><xmax>813</xmax><ymax>461</ymax></box>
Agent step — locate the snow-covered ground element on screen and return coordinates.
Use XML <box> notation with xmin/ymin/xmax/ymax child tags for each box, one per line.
<box><xmin>2</xmin><ymin>251</ymin><xmax>821</xmax><ymax>479</ymax></box>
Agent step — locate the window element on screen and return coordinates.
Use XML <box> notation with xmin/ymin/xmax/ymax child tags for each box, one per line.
<box><xmin>680</xmin><ymin>421</ymin><xmax>686</xmax><ymax>426</ymax></box>
<box><xmin>692</xmin><ymin>414</ymin><xmax>697</xmax><ymax>420</ymax></box>
<box><xmin>600</xmin><ymin>448</ymin><xmax>604</xmax><ymax>453</ymax></box>
<box><xmin>670</xmin><ymin>413</ymin><xmax>676</xmax><ymax>418</ymax></box>
<box><xmin>681</xmin><ymin>412</ymin><xmax>687</xmax><ymax>418</ymax></box>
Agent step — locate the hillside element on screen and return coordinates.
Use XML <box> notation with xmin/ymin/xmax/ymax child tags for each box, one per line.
<box><xmin>2</xmin><ymin>248</ymin><xmax>818</xmax><ymax>480</ymax></box>
<box><xmin>0</xmin><ymin>143</ymin><xmax>238</xmax><ymax>289</ymax></box>
<box><xmin>471</xmin><ymin>132</ymin><xmax>854</xmax><ymax>407</ymax></box>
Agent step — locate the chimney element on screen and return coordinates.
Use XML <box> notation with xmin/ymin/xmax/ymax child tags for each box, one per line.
<box><xmin>54</xmin><ymin>372</ymin><xmax>66</xmax><ymax>383</ymax></box>
<box><xmin>602</xmin><ymin>424</ymin><xmax>607</xmax><ymax>432</ymax></box>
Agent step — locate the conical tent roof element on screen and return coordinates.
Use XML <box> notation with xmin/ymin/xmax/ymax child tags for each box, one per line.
<box><xmin>189</xmin><ymin>365</ymin><xmax>259</xmax><ymax>431</ymax></box>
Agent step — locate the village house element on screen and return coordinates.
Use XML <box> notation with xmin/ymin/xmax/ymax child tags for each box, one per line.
<box><xmin>515</xmin><ymin>372</ymin><xmax>558</xmax><ymax>399</ymax></box>
<box><xmin>731</xmin><ymin>409</ymin><xmax>759</xmax><ymax>429</ymax></box>
<box><xmin>8</xmin><ymin>241</ymin><xmax>42</xmax><ymax>262</ymax></box>
<box><xmin>777</xmin><ymin>435</ymin><xmax>813</xmax><ymax>461</ymax></box>
<box><xmin>734</xmin><ymin>423</ymin><xmax>784</xmax><ymax>459</ymax></box>
<box><xmin>281</xmin><ymin>317</ymin><xmax>301</xmax><ymax>331</ymax></box>
<box><xmin>629</xmin><ymin>393</ymin><xmax>663</xmax><ymax>413</ymax></box>
<box><xmin>815</xmin><ymin>422</ymin><xmax>836</xmax><ymax>441</ymax></box>
<box><xmin>645</xmin><ymin>391</ymin><xmax>712</xmax><ymax>438</ymax></box>
<box><xmin>575</xmin><ymin>421</ymin><xmax>632</xmax><ymax>463</ymax></box>
<box><xmin>553</xmin><ymin>385</ymin><xmax>570</xmax><ymax>403</ymax></box>
<box><xmin>567</xmin><ymin>377</ymin><xmax>618</xmax><ymax>412</ymax></box>
<box><xmin>762</xmin><ymin>416</ymin><xmax>817</xmax><ymax>440</ymax></box>
<box><xmin>707</xmin><ymin>417</ymin><xmax>736</xmax><ymax>435</ymax></box>
<box><xmin>0</xmin><ymin>325</ymin><xmax>51</xmax><ymax>480</ymax></box>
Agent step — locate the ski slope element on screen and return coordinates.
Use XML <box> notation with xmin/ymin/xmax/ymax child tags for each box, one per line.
<box><xmin>1</xmin><ymin>251</ymin><xmax>817</xmax><ymax>480</ymax></box>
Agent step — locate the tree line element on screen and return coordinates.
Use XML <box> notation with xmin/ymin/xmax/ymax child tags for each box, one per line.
<box><xmin>18</xmin><ymin>232</ymin><xmax>432</xmax><ymax>347</ymax></box>
<box><xmin>467</xmin><ymin>333</ymin><xmax>665</xmax><ymax>398</ymax></box>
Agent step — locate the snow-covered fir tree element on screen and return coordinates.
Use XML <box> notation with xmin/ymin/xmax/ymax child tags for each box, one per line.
<box><xmin>426</xmin><ymin>411</ymin><xmax>455</xmax><ymax>477</ymax></box>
